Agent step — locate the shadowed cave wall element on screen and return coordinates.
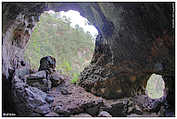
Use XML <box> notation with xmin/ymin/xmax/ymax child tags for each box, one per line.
<box><xmin>2</xmin><ymin>2</ymin><xmax>175</xmax><ymax>114</ymax></box>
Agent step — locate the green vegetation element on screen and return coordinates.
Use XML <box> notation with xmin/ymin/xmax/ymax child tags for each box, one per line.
<box><xmin>71</xmin><ymin>73</ymin><xmax>80</xmax><ymax>84</ymax></box>
<box><xmin>24</xmin><ymin>11</ymin><xmax>95</xmax><ymax>83</ymax></box>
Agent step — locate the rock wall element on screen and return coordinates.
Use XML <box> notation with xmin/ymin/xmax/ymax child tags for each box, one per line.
<box><xmin>2</xmin><ymin>2</ymin><xmax>175</xmax><ymax>114</ymax></box>
<box><xmin>2</xmin><ymin>3</ymin><xmax>45</xmax><ymax>79</ymax></box>
<box><xmin>78</xmin><ymin>3</ymin><xmax>175</xmax><ymax>100</ymax></box>
<box><xmin>2</xmin><ymin>3</ymin><xmax>45</xmax><ymax>114</ymax></box>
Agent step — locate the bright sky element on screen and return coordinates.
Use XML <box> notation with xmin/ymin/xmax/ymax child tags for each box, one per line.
<box><xmin>48</xmin><ymin>10</ymin><xmax>98</xmax><ymax>39</ymax></box>
<box><xmin>146</xmin><ymin>73</ymin><xmax>165</xmax><ymax>99</ymax></box>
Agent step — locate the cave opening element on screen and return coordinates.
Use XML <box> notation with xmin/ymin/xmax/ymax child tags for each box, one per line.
<box><xmin>24</xmin><ymin>10</ymin><xmax>98</xmax><ymax>83</ymax></box>
<box><xmin>2</xmin><ymin>3</ymin><xmax>175</xmax><ymax>117</ymax></box>
<box><xmin>146</xmin><ymin>73</ymin><xmax>166</xmax><ymax>99</ymax></box>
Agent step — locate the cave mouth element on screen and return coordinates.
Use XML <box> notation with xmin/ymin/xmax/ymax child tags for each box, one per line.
<box><xmin>24</xmin><ymin>10</ymin><xmax>98</xmax><ymax>83</ymax></box>
<box><xmin>146</xmin><ymin>73</ymin><xmax>165</xmax><ymax>99</ymax></box>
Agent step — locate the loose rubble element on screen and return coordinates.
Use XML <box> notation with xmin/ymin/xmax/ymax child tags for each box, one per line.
<box><xmin>10</xmin><ymin>56</ymin><xmax>169</xmax><ymax>117</ymax></box>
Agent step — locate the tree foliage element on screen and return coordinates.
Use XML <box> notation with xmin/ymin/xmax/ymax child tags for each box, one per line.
<box><xmin>24</xmin><ymin>12</ymin><xmax>95</xmax><ymax>81</ymax></box>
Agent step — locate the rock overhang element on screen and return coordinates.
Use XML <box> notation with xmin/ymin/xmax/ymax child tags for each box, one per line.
<box><xmin>2</xmin><ymin>2</ymin><xmax>175</xmax><ymax>103</ymax></box>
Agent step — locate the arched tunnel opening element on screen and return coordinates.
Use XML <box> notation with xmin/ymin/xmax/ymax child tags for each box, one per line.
<box><xmin>146</xmin><ymin>73</ymin><xmax>165</xmax><ymax>99</ymax></box>
<box><xmin>24</xmin><ymin>10</ymin><xmax>98</xmax><ymax>83</ymax></box>
<box><xmin>2</xmin><ymin>2</ymin><xmax>175</xmax><ymax>117</ymax></box>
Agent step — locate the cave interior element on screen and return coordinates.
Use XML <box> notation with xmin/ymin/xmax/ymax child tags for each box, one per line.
<box><xmin>2</xmin><ymin>2</ymin><xmax>175</xmax><ymax>117</ymax></box>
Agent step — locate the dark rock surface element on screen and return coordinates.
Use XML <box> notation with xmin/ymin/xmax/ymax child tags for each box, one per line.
<box><xmin>78</xmin><ymin>3</ymin><xmax>174</xmax><ymax>101</ymax></box>
<box><xmin>38</xmin><ymin>56</ymin><xmax>56</xmax><ymax>72</ymax></box>
<box><xmin>2</xmin><ymin>3</ymin><xmax>175</xmax><ymax>117</ymax></box>
<box><xmin>11</xmin><ymin>67</ymin><xmax>51</xmax><ymax>116</ymax></box>
<box><xmin>24</xmin><ymin>56</ymin><xmax>63</xmax><ymax>92</ymax></box>
<box><xmin>10</xmin><ymin>65</ymin><xmax>107</xmax><ymax>116</ymax></box>
<box><xmin>79</xmin><ymin>63</ymin><xmax>147</xmax><ymax>99</ymax></box>
<box><xmin>103</xmin><ymin>102</ymin><xmax>128</xmax><ymax>116</ymax></box>
<box><xmin>85</xmin><ymin>106</ymin><xmax>100</xmax><ymax>116</ymax></box>
<box><xmin>26</xmin><ymin>77</ymin><xmax>52</xmax><ymax>92</ymax></box>
<box><xmin>8</xmin><ymin>65</ymin><xmax>171</xmax><ymax>117</ymax></box>
<box><xmin>49</xmin><ymin>72</ymin><xmax>65</xmax><ymax>87</ymax></box>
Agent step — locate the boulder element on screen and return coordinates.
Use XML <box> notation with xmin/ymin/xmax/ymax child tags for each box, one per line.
<box><xmin>11</xmin><ymin>68</ymin><xmax>51</xmax><ymax>116</ymax></box>
<box><xmin>60</xmin><ymin>88</ymin><xmax>71</xmax><ymax>95</ymax></box>
<box><xmin>49</xmin><ymin>72</ymin><xmax>64</xmax><ymax>87</ymax></box>
<box><xmin>38</xmin><ymin>56</ymin><xmax>56</xmax><ymax>71</ymax></box>
<box><xmin>27</xmin><ymin>78</ymin><xmax>52</xmax><ymax>92</ymax></box>
<box><xmin>12</xmin><ymin>83</ymin><xmax>51</xmax><ymax>115</ymax></box>
<box><xmin>24</xmin><ymin>70</ymin><xmax>51</xmax><ymax>92</ymax></box>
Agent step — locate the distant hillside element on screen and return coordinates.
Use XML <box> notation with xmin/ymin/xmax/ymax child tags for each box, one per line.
<box><xmin>24</xmin><ymin>12</ymin><xmax>95</xmax><ymax>81</ymax></box>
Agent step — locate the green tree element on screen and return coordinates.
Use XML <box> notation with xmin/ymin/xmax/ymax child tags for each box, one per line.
<box><xmin>25</xmin><ymin>11</ymin><xmax>96</xmax><ymax>82</ymax></box>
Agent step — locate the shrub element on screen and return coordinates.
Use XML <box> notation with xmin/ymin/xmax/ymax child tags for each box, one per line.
<box><xmin>71</xmin><ymin>73</ymin><xmax>79</xmax><ymax>84</ymax></box>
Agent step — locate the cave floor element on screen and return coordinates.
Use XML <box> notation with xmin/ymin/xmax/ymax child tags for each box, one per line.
<box><xmin>46</xmin><ymin>78</ymin><xmax>163</xmax><ymax>117</ymax></box>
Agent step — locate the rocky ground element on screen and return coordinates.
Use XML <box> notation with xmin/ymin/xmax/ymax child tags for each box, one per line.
<box><xmin>44</xmin><ymin>78</ymin><xmax>167</xmax><ymax>117</ymax></box>
<box><xmin>46</xmin><ymin>82</ymin><xmax>167</xmax><ymax>117</ymax></box>
<box><xmin>3</xmin><ymin>3</ymin><xmax>175</xmax><ymax>117</ymax></box>
<box><xmin>11</xmin><ymin>66</ymin><xmax>173</xmax><ymax>117</ymax></box>
<box><xmin>9</xmin><ymin>56</ymin><xmax>174</xmax><ymax>117</ymax></box>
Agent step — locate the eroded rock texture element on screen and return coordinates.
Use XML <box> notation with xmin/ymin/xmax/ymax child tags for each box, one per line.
<box><xmin>79</xmin><ymin>3</ymin><xmax>174</xmax><ymax>100</ymax></box>
<box><xmin>25</xmin><ymin>56</ymin><xmax>63</xmax><ymax>92</ymax></box>
<box><xmin>11</xmin><ymin>67</ymin><xmax>51</xmax><ymax>116</ymax></box>
<box><xmin>2</xmin><ymin>2</ymin><xmax>175</xmax><ymax>116</ymax></box>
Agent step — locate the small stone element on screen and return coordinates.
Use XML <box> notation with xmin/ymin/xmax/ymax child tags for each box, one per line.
<box><xmin>54</xmin><ymin>105</ymin><xmax>63</xmax><ymax>113</ymax></box>
<box><xmin>45</xmin><ymin>95</ymin><xmax>54</xmax><ymax>104</ymax></box>
<box><xmin>61</xmin><ymin>89</ymin><xmax>71</xmax><ymax>95</ymax></box>
<box><xmin>98</xmin><ymin>111</ymin><xmax>112</xmax><ymax>117</ymax></box>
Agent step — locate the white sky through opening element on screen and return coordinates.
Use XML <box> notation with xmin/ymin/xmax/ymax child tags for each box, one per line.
<box><xmin>146</xmin><ymin>74</ymin><xmax>165</xmax><ymax>99</ymax></box>
<box><xmin>48</xmin><ymin>10</ymin><xmax>98</xmax><ymax>39</ymax></box>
